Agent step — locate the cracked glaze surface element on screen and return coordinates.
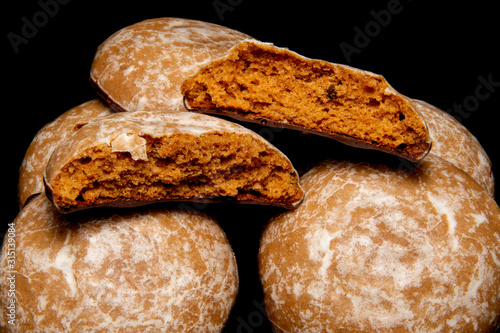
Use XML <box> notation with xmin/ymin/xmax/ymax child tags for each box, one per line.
<box><xmin>18</xmin><ymin>99</ymin><xmax>114</xmax><ymax>208</ymax></box>
<box><xmin>259</xmin><ymin>154</ymin><xmax>500</xmax><ymax>332</ymax></box>
<box><xmin>90</xmin><ymin>17</ymin><xmax>254</xmax><ymax>112</ymax></box>
<box><xmin>412</xmin><ymin>99</ymin><xmax>494</xmax><ymax>196</ymax></box>
<box><xmin>0</xmin><ymin>195</ymin><xmax>238</xmax><ymax>332</ymax></box>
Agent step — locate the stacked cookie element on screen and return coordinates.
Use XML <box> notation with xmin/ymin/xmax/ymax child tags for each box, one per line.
<box><xmin>2</xmin><ymin>17</ymin><xmax>499</xmax><ymax>332</ymax></box>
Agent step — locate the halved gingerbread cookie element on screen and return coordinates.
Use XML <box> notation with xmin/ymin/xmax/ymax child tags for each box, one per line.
<box><xmin>44</xmin><ymin>108</ymin><xmax>304</xmax><ymax>213</ymax></box>
<box><xmin>181</xmin><ymin>41</ymin><xmax>431</xmax><ymax>162</ymax></box>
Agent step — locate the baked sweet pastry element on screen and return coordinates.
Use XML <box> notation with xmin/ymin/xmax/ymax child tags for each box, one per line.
<box><xmin>18</xmin><ymin>99</ymin><xmax>114</xmax><ymax>208</ymax></box>
<box><xmin>411</xmin><ymin>99</ymin><xmax>494</xmax><ymax>196</ymax></box>
<box><xmin>0</xmin><ymin>194</ymin><xmax>238</xmax><ymax>332</ymax></box>
<box><xmin>90</xmin><ymin>17</ymin><xmax>254</xmax><ymax>112</ymax></box>
<box><xmin>43</xmin><ymin>108</ymin><xmax>304</xmax><ymax>213</ymax></box>
<box><xmin>181</xmin><ymin>41</ymin><xmax>431</xmax><ymax>162</ymax></box>
<box><xmin>258</xmin><ymin>154</ymin><xmax>500</xmax><ymax>332</ymax></box>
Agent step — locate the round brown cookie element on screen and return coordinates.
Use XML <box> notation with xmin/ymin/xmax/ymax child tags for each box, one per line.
<box><xmin>90</xmin><ymin>17</ymin><xmax>254</xmax><ymax>112</ymax></box>
<box><xmin>0</xmin><ymin>194</ymin><xmax>238</xmax><ymax>332</ymax></box>
<box><xmin>258</xmin><ymin>154</ymin><xmax>500</xmax><ymax>332</ymax></box>
<box><xmin>18</xmin><ymin>99</ymin><xmax>114</xmax><ymax>208</ymax></box>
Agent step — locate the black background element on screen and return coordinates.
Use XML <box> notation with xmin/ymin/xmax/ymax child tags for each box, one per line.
<box><xmin>3</xmin><ymin>0</ymin><xmax>499</xmax><ymax>332</ymax></box>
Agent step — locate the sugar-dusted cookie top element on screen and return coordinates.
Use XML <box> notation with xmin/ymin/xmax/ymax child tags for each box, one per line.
<box><xmin>412</xmin><ymin>99</ymin><xmax>494</xmax><ymax>196</ymax></box>
<box><xmin>0</xmin><ymin>194</ymin><xmax>238</xmax><ymax>332</ymax></box>
<box><xmin>90</xmin><ymin>17</ymin><xmax>254</xmax><ymax>112</ymax></box>
<box><xmin>259</xmin><ymin>154</ymin><xmax>500</xmax><ymax>332</ymax></box>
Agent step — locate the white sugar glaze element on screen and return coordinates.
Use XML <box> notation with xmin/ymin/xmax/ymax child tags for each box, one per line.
<box><xmin>411</xmin><ymin>99</ymin><xmax>494</xmax><ymax>196</ymax></box>
<box><xmin>18</xmin><ymin>99</ymin><xmax>114</xmax><ymax>207</ymax></box>
<box><xmin>0</xmin><ymin>195</ymin><xmax>238</xmax><ymax>332</ymax></box>
<box><xmin>90</xmin><ymin>17</ymin><xmax>254</xmax><ymax>112</ymax></box>
<box><xmin>259</xmin><ymin>154</ymin><xmax>500</xmax><ymax>332</ymax></box>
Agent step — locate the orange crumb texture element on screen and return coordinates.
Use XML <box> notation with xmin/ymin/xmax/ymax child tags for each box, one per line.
<box><xmin>182</xmin><ymin>41</ymin><xmax>431</xmax><ymax>161</ymax></box>
<box><xmin>47</xmin><ymin>132</ymin><xmax>304</xmax><ymax>212</ymax></box>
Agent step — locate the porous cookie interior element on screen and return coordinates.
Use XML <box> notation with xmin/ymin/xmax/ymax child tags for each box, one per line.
<box><xmin>182</xmin><ymin>42</ymin><xmax>430</xmax><ymax>160</ymax></box>
<box><xmin>49</xmin><ymin>132</ymin><xmax>303</xmax><ymax>211</ymax></box>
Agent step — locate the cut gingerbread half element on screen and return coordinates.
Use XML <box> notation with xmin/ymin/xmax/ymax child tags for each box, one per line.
<box><xmin>182</xmin><ymin>41</ymin><xmax>431</xmax><ymax>162</ymax></box>
<box><xmin>43</xmin><ymin>109</ymin><xmax>304</xmax><ymax>213</ymax></box>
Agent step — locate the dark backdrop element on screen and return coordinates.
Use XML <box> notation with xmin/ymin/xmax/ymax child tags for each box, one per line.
<box><xmin>4</xmin><ymin>1</ymin><xmax>499</xmax><ymax>332</ymax></box>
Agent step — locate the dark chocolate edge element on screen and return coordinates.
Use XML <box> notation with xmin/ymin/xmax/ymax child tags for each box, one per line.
<box><xmin>89</xmin><ymin>76</ymin><xmax>128</xmax><ymax>113</ymax></box>
<box><xmin>183</xmin><ymin>97</ymin><xmax>432</xmax><ymax>163</ymax></box>
<box><xmin>47</xmin><ymin>192</ymin><xmax>305</xmax><ymax>215</ymax></box>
